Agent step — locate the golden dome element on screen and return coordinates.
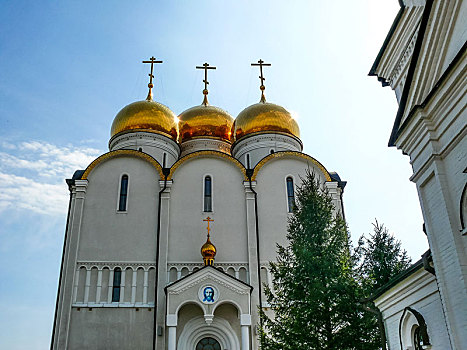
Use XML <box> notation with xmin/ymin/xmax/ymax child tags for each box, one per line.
<box><xmin>178</xmin><ymin>104</ymin><xmax>234</xmax><ymax>143</ymax></box>
<box><xmin>201</xmin><ymin>238</ymin><xmax>217</xmax><ymax>259</ymax></box>
<box><xmin>201</xmin><ymin>236</ymin><xmax>216</xmax><ymax>266</ymax></box>
<box><xmin>110</xmin><ymin>100</ymin><xmax>178</xmax><ymax>141</ymax></box>
<box><xmin>233</xmin><ymin>102</ymin><xmax>300</xmax><ymax>141</ymax></box>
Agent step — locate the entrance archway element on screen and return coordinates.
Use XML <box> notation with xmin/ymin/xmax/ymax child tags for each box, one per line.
<box><xmin>178</xmin><ymin>316</ymin><xmax>240</xmax><ymax>350</ymax></box>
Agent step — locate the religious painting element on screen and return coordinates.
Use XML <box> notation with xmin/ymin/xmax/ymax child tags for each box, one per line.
<box><xmin>199</xmin><ymin>285</ymin><xmax>219</xmax><ymax>304</ymax></box>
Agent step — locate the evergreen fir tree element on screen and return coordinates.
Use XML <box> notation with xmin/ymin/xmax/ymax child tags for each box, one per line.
<box><xmin>260</xmin><ymin>171</ymin><xmax>370</xmax><ymax>349</ymax></box>
<box><xmin>355</xmin><ymin>220</ymin><xmax>412</xmax><ymax>293</ymax></box>
<box><xmin>354</xmin><ymin>221</ymin><xmax>413</xmax><ymax>350</ymax></box>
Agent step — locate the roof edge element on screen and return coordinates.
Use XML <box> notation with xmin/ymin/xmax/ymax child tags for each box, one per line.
<box><xmin>370</xmin><ymin>255</ymin><xmax>427</xmax><ymax>301</ymax></box>
<box><xmin>388</xmin><ymin>0</ymin><xmax>435</xmax><ymax>146</ymax></box>
<box><xmin>369</xmin><ymin>5</ymin><xmax>405</xmax><ymax>79</ymax></box>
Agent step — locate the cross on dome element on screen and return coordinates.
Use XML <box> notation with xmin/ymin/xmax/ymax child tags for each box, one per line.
<box><xmin>196</xmin><ymin>62</ymin><xmax>216</xmax><ymax>106</ymax></box>
<box><xmin>142</xmin><ymin>56</ymin><xmax>163</xmax><ymax>101</ymax></box>
<box><xmin>201</xmin><ymin>217</ymin><xmax>216</xmax><ymax>266</ymax></box>
<box><xmin>251</xmin><ymin>59</ymin><xmax>271</xmax><ymax>103</ymax></box>
<box><xmin>203</xmin><ymin>216</ymin><xmax>214</xmax><ymax>237</ymax></box>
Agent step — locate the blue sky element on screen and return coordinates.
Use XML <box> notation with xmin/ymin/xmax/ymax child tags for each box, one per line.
<box><xmin>0</xmin><ymin>1</ymin><xmax>425</xmax><ymax>348</ymax></box>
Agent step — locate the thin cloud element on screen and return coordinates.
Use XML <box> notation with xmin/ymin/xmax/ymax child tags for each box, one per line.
<box><xmin>0</xmin><ymin>141</ymin><xmax>103</xmax><ymax>215</ymax></box>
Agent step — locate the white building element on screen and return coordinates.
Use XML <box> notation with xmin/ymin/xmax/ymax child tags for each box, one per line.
<box><xmin>369</xmin><ymin>1</ymin><xmax>466</xmax><ymax>349</ymax></box>
<box><xmin>51</xmin><ymin>62</ymin><xmax>346</xmax><ymax>350</ymax></box>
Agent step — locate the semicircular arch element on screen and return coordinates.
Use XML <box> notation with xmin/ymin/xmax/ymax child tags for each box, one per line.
<box><xmin>212</xmin><ymin>299</ymin><xmax>242</xmax><ymax>316</ymax></box>
<box><xmin>178</xmin><ymin>316</ymin><xmax>240</xmax><ymax>350</ymax></box>
<box><xmin>81</xmin><ymin>150</ymin><xmax>164</xmax><ymax>180</ymax></box>
<box><xmin>252</xmin><ymin>151</ymin><xmax>332</xmax><ymax>181</ymax></box>
<box><xmin>168</xmin><ymin>150</ymin><xmax>247</xmax><ymax>181</ymax></box>
<box><xmin>175</xmin><ymin>300</ymin><xmax>205</xmax><ymax>316</ymax></box>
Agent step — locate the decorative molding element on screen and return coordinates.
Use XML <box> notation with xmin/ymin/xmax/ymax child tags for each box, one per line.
<box><xmin>76</xmin><ymin>261</ymin><xmax>156</xmax><ymax>271</ymax></box>
<box><xmin>167</xmin><ymin>262</ymin><xmax>248</xmax><ymax>271</ymax></box>
<box><xmin>389</xmin><ymin>23</ymin><xmax>420</xmax><ymax>87</ymax></box>
<box><xmin>251</xmin><ymin>151</ymin><xmax>332</xmax><ymax>181</ymax></box>
<box><xmin>71</xmin><ymin>302</ymin><xmax>154</xmax><ymax>308</ymax></box>
<box><xmin>81</xmin><ymin>150</ymin><xmax>164</xmax><ymax>180</ymax></box>
<box><xmin>168</xmin><ymin>274</ymin><xmax>250</xmax><ymax>296</ymax></box>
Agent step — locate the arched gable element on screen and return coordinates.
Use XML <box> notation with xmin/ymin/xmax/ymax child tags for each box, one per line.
<box><xmin>399</xmin><ymin>307</ymin><xmax>431</xmax><ymax>349</ymax></box>
<box><xmin>169</xmin><ymin>150</ymin><xmax>247</xmax><ymax>181</ymax></box>
<box><xmin>82</xmin><ymin>149</ymin><xmax>164</xmax><ymax>180</ymax></box>
<box><xmin>251</xmin><ymin>151</ymin><xmax>332</xmax><ymax>181</ymax></box>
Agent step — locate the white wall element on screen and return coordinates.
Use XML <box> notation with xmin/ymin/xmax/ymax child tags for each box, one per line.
<box><xmin>79</xmin><ymin>156</ymin><xmax>161</xmax><ymax>261</ymax></box>
<box><xmin>168</xmin><ymin>156</ymin><xmax>249</xmax><ymax>263</ymax></box>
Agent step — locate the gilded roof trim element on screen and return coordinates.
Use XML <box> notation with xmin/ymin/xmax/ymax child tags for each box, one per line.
<box><xmin>82</xmin><ymin>150</ymin><xmax>164</xmax><ymax>180</ymax></box>
<box><xmin>251</xmin><ymin>151</ymin><xmax>332</xmax><ymax>182</ymax></box>
<box><xmin>168</xmin><ymin>150</ymin><xmax>247</xmax><ymax>181</ymax></box>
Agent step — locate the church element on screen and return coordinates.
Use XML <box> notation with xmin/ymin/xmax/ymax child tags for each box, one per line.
<box><xmin>369</xmin><ymin>1</ymin><xmax>466</xmax><ymax>349</ymax></box>
<box><xmin>51</xmin><ymin>59</ymin><xmax>346</xmax><ymax>350</ymax></box>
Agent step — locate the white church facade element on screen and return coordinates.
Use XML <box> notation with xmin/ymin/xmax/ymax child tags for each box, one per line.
<box><xmin>369</xmin><ymin>1</ymin><xmax>466</xmax><ymax>349</ymax></box>
<box><xmin>51</xmin><ymin>60</ymin><xmax>346</xmax><ymax>350</ymax></box>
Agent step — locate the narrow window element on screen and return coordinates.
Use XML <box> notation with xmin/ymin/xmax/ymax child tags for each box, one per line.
<box><xmin>246</xmin><ymin>154</ymin><xmax>251</xmax><ymax>169</ymax></box>
<box><xmin>112</xmin><ymin>268</ymin><xmax>121</xmax><ymax>302</ymax></box>
<box><xmin>118</xmin><ymin>175</ymin><xmax>129</xmax><ymax>211</ymax></box>
<box><xmin>163</xmin><ymin>153</ymin><xmax>167</xmax><ymax>168</ymax></box>
<box><xmin>270</xmin><ymin>149</ymin><xmax>275</xmax><ymax>154</ymax></box>
<box><xmin>138</xmin><ymin>147</ymin><xmax>142</xmax><ymax>152</ymax></box>
<box><xmin>204</xmin><ymin>176</ymin><xmax>212</xmax><ymax>212</ymax></box>
<box><xmin>286</xmin><ymin>177</ymin><xmax>295</xmax><ymax>212</ymax></box>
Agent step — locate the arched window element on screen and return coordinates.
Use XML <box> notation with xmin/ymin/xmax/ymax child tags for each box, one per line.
<box><xmin>286</xmin><ymin>177</ymin><xmax>295</xmax><ymax>212</ymax></box>
<box><xmin>118</xmin><ymin>175</ymin><xmax>129</xmax><ymax>211</ymax></box>
<box><xmin>112</xmin><ymin>268</ymin><xmax>122</xmax><ymax>302</ymax></box>
<box><xmin>163</xmin><ymin>153</ymin><xmax>167</xmax><ymax>168</ymax></box>
<box><xmin>270</xmin><ymin>149</ymin><xmax>275</xmax><ymax>154</ymax></box>
<box><xmin>246</xmin><ymin>154</ymin><xmax>251</xmax><ymax>169</ymax></box>
<box><xmin>413</xmin><ymin>326</ymin><xmax>424</xmax><ymax>350</ymax></box>
<box><xmin>204</xmin><ymin>176</ymin><xmax>212</xmax><ymax>212</ymax></box>
<box><xmin>196</xmin><ymin>337</ymin><xmax>221</xmax><ymax>350</ymax></box>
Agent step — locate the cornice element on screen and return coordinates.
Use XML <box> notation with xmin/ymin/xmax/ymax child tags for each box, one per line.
<box><xmin>81</xmin><ymin>149</ymin><xmax>164</xmax><ymax>180</ymax></box>
<box><xmin>251</xmin><ymin>151</ymin><xmax>332</xmax><ymax>182</ymax></box>
<box><xmin>168</xmin><ymin>150</ymin><xmax>247</xmax><ymax>181</ymax></box>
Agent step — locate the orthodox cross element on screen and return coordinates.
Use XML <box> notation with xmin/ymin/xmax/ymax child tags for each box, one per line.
<box><xmin>196</xmin><ymin>62</ymin><xmax>216</xmax><ymax>105</ymax></box>
<box><xmin>203</xmin><ymin>216</ymin><xmax>214</xmax><ymax>237</ymax></box>
<box><xmin>251</xmin><ymin>59</ymin><xmax>271</xmax><ymax>102</ymax></box>
<box><xmin>142</xmin><ymin>56</ymin><xmax>163</xmax><ymax>100</ymax></box>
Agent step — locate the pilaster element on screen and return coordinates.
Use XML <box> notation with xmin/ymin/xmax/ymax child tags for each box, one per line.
<box><xmin>53</xmin><ymin>179</ymin><xmax>88</xmax><ymax>350</ymax></box>
<box><xmin>155</xmin><ymin>179</ymin><xmax>173</xmax><ymax>350</ymax></box>
<box><xmin>243</xmin><ymin>181</ymin><xmax>259</xmax><ymax>349</ymax></box>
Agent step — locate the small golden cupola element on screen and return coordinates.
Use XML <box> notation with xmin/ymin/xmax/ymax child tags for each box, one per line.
<box><xmin>178</xmin><ymin>63</ymin><xmax>234</xmax><ymax>156</ymax></box>
<box><xmin>201</xmin><ymin>217</ymin><xmax>217</xmax><ymax>266</ymax></box>
<box><xmin>110</xmin><ymin>57</ymin><xmax>178</xmax><ymax>141</ymax></box>
<box><xmin>231</xmin><ymin>60</ymin><xmax>303</xmax><ymax>169</ymax></box>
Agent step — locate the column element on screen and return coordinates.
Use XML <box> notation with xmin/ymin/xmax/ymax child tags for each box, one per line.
<box><xmin>131</xmin><ymin>269</ymin><xmax>137</xmax><ymax>304</ymax></box>
<box><xmin>143</xmin><ymin>270</ymin><xmax>148</xmax><ymax>304</ymax></box>
<box><xmin>240</xmin><ymin>314</ymin><xmax>251</xmax><ymax>350</ymax></box>
<box><xmin>166</xmin><ymin>314</ymin><xmax>177</xmax><ymax>350</ymax></box>
<box><xmin>83</xmin><ymin>269</ymin><xmax>91</xmax><ymax>303</ymax></box>
<box><xmin>96</xmin><ymin>269</ymin><xmax>102</xmax><ymax>303</ymax></box>
<box><xmin>72</xmin><ymin>269</ymin><xmax>80</xmax><ymax>303</ymax></box>
<box><xmin>120</xmin><ymin>269</ymin><xmax>126</xmax><ymax>302</ymax></box>
<box><xmin>108</xmin><ymin>269</ymin><xmax>114</xmax><ymax>303</ymax></box>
